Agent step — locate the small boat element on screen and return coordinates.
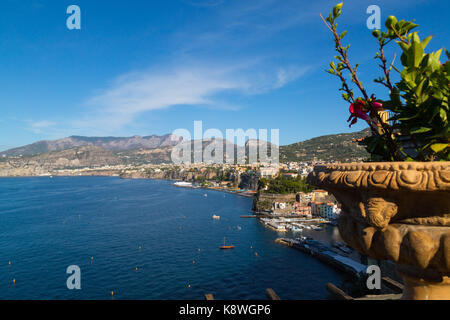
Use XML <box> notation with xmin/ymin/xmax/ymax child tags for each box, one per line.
<box><xmin>220</xmin><ymin>237</ymin><xmax>234</xmax><ymax>250</ymax></box>
<box><xmin>212</xmin><ymin>215</ymin><xmax>220</xmax><ymax>220</ymax></box>
<box><xmin>173</xmin><ymin>181</ymin><xmax>192</xmax><ymax>187</ymax></box>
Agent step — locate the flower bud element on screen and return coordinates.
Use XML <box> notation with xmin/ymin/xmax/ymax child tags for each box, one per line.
<box><xmin>385</xmin><ymin>16</ymin><xmax>398</xmax><ymax>29</ymax></box>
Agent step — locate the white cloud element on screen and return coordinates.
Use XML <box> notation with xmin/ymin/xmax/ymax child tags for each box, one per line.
<box><xmin>29</xmin><ymin>120</ymin><xmax>56</xmax><ymax>134</ymax></box>
<box><xmin>274</xmin><ymin>66</ymin><xmax>311</xmax><ymax>89</ymax></box>
<box><xmin>77</xmin><ymin>61</ymin><xmax>309</xmax><ymax>132</ymax></box>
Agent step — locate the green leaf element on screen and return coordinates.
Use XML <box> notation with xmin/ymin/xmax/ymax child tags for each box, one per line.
<box><xmin>333</xmin><ymin>3</ymin><xmax>343</xmax><ymax>18</ymax></box>
<box><xmin>342</xmin><ymin>93</ymin><xmax>350</xmax><ymax>101</ymax></box>
<box><xmin>421</xmin><ymin>35</ymin><xmax>433</xmax><ymax>49</ymax></box>
<box><xmin>440</xmin><ymin>109</ymin><xmax>448</xmax><ymax>123</ymax></box>
<box><xmin>430</xmin><ymin>143</ymin><xmax>449</xmax><ymax>153</ymax></box>
<box><xmin>411</xmin><ymin>33</ymin><xmax>424</xmax><ymax>67</ymax></box>
<box><xmin>414</xmin><ymin>78</ymin><xmax>428</xmax><ymax>103</ymax></box>
<box><xmin>397</xmin><ymin>41</ymin><xmax>410</xmax><ymax>52</ymax></box>
<box><xmin>403</xmin><ymin>21</ymin><xmax>419</xmax><ymax>34</ymax></box>
<box><xmin>410</xmin><ymin>127</ymin><xmax>432</xmax><ymax>134</ymax></box>
<box><xmin>400</xmin><ymin>53</ymin><xmax>408</xmax><ymax>67</ymax></box>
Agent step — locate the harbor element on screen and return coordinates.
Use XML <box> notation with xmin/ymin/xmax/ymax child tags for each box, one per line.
<box><xmin>252</xmin><ymin>209</ymin><xmax>366</xmax><ymax>279</ymax></box>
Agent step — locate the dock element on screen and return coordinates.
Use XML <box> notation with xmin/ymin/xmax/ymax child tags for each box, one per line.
<box><xmin>326</xmin><ymin>282</ymin><xmax>402</xmax><ymax>300</ymax></box>
<box><xmin>275</xmin><ymin>237</ymin><xmax>366</xmax><ymax>277</ymax></box>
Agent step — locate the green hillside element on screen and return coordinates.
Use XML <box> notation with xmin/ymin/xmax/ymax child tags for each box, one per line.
<box><xmin>280</xmin><ymin>129</ymin><xmax>370</xmax><ymax>162</ymax></box>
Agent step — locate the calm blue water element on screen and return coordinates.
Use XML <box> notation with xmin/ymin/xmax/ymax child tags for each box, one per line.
<box><xmin>0</xmin><ymin>177</ymin><xmax>345</xmax><ymax>300</ymax></box>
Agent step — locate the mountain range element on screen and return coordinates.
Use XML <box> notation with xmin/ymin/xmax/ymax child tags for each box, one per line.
<box><xmin>1</xmin><ymin>134</ymin><xmax>182</xmax><ymax>157</ymax></box>
<box><xmin>0</xmin><ymin>129</ymin><xmax>370</xmax><ymax>169</ymax></box>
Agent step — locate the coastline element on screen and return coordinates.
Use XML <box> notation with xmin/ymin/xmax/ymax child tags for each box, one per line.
<box><xmin>0</xmin><ymin>173</ymin><xmax>257</xmax><ymax>198</ymax></box>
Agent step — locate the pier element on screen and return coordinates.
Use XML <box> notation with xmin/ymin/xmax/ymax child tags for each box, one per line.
<box><xmin>275</xmin><ymin>237</ymin><xmax>366</xmax><ymax>277</ymax></box>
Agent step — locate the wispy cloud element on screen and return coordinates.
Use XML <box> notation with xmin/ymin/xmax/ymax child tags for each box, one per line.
<box><xmin>29</xmin><ymin>120</ymin><xmax>56</xmax><ymax>134</ymax></box>
<box><xmin>75</xmin><ymin>61</ymin><xmax>309</xmax><ymax>132</ymax></box>
<box><xmin>274</xmin><ymin>66</ymin><xmax>311</xmax><ymax>89</ymax></box>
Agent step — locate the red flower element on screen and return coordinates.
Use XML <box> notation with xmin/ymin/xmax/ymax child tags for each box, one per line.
<box><xmin>347</xmin><ymin>100</ymin><xmax>369</xmax><ymax>127</ymax></box>
<box><xmin>369</xmin><ymin>95</ymin><xmax>383</xmax><ymax>111</ymax></box>
<box><xmin>347</xmin><ymin>96</ymin><xmax>384</xmax><ymax>127</ymax></box>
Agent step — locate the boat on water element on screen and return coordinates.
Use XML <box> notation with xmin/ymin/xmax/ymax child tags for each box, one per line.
<box><xmin>220</xmin><ymin>237</ymin><xmax>234</xmax><ymax>249</ymax></box>
<box><xmin>173</xmin><ymin>181</ymin><xmax>193</xmax><ymax>187</ymax></box>
<box><xmin>212</xmin><ymin>215</ymin><xmax>220</xmax><ymax>220</ymax></box>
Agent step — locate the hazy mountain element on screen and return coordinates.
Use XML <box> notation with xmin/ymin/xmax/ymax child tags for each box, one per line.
<box><xmin>1</xmin><ymin>134</ymin><xmax>182</xmax><ymax>157</ymax></box>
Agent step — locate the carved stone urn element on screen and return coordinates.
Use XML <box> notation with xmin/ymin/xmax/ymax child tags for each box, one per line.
<box><xmin>307</xmin><ymin>162</ymin><xmax>450</xmax><ymax>300</ymax></box>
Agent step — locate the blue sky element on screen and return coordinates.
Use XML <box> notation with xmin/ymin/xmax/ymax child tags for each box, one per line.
<box><xmin>0</xmin><ymin>0</ymin><xmax>449</xmax><ymax>150</ymax></box>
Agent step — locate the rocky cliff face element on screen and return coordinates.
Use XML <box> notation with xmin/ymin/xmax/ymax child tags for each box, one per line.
<box><xmin>119</xmin><ymin>168</ymin><xmax>220</xmax><ymax>182</ymax></box>
<box><xmin>0</xmin><ymin>146</ymin><xmax>120</xmax><ymax>176</ymax></box>
<box><xmin>252</xmin><ymin>193</ymin><xmax>298</xmax><ymax>212</ymax></box>
<box><xmin>238</xmin><ymin>172</ymin><xmax>259</xmax><ymax>190</ymax></box>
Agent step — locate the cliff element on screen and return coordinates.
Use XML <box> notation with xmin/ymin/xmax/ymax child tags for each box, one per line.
<box><xmin>0</xmin><ymin>146</ymin><xmax>120</xmax><ymax>177</ymax></box>
<box><xmin>252</xmin><ymin>193</ymin><xmax>298</xmax><ymax>212</ymax></box>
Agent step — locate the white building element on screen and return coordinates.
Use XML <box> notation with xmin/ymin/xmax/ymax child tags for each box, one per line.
<box><xmin>259</xmin><ymin>166</ymin><xmax>279</xmax><ymax>178</ymax></box>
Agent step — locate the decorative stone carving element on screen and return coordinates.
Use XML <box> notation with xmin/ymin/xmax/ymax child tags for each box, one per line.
<box><xmin>308</xmin><ymin>162</ymin><xmax>450</xmax><ymax>300</ymax></box>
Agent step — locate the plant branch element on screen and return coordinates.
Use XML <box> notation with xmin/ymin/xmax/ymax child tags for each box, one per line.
<box><xmin>320</xmin><ymin>13</ymin><xmax>401</xmax><ymax>160</ymax></box>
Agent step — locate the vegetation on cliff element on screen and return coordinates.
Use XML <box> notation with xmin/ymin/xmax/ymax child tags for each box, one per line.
<box><xmin>259</xmin><ymin>175</ymin><xmax>313</xmax><ymax>194</ymax></box>
<box><xmin>279</xmin><ymin>129</ymin><xmax>370</xmax><ymax>162</ymax></box>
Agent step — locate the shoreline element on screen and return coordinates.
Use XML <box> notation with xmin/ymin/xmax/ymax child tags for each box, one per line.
<box><xmin>0</xmin><ymin>174</ymin><xmax>258</xmax><ymax>198</ymax></box>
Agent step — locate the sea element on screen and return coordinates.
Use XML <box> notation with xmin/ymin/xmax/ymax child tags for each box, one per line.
<box><xmin>0</xmin><ymin>177</ymin><xmax>346</xmax><ymax>300</ymax></box>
